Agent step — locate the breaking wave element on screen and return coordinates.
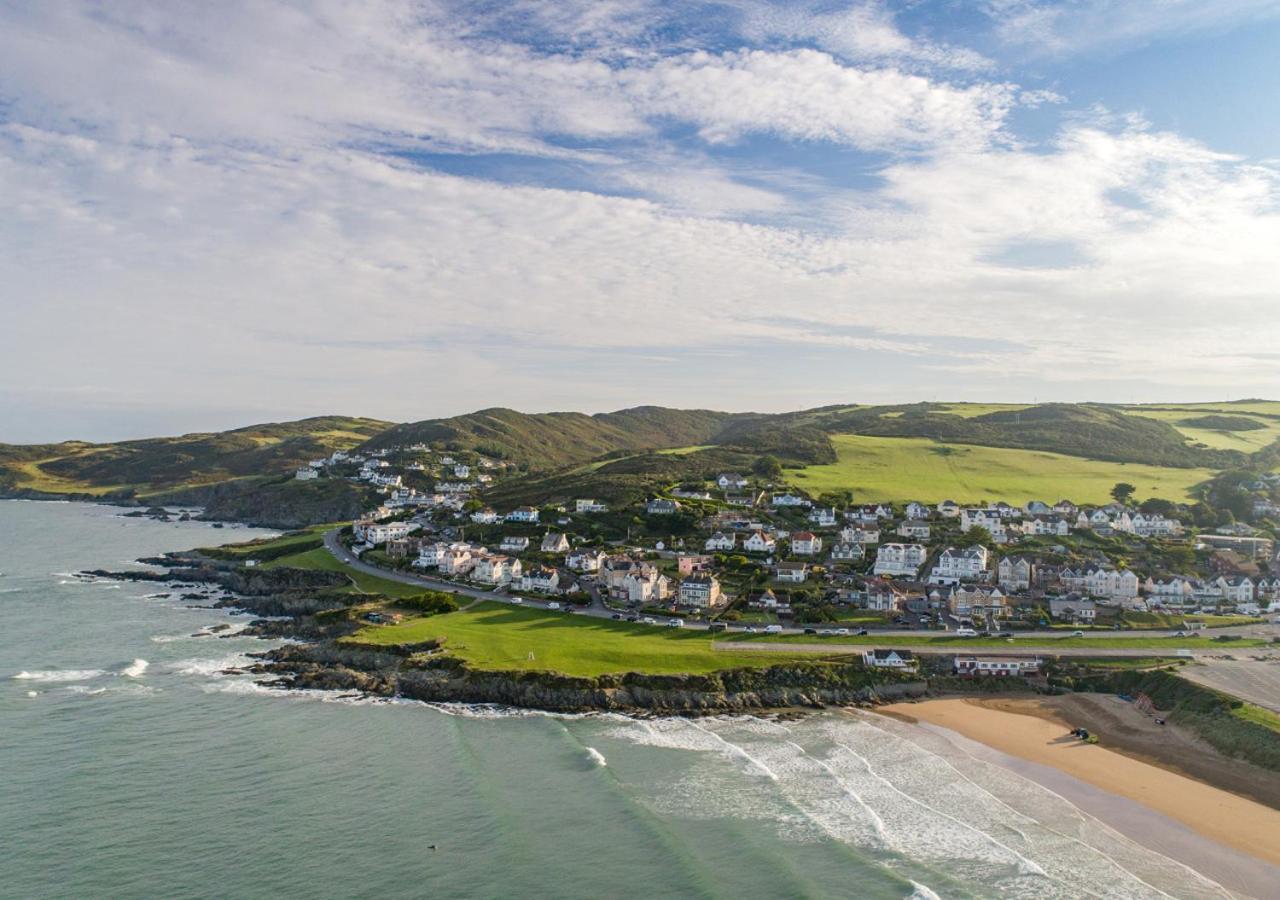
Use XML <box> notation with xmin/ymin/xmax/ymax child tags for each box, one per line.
<box><xmin>121</xmin><ymin>659</ymin><xmax>149</xmax><ymax>678</ymax></box>
<box><xmin>13</xmin><ymin>668</ymin><xmax>107</xmax><ymax>683</ymax></box>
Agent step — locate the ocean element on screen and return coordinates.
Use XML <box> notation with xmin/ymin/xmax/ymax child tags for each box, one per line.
<box><xmin>0</xmin><ymin>501</ymin><xmax>1244</xmax><ymax>899</ymax></box>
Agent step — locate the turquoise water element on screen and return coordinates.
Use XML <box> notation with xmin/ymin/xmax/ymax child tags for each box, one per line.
<box><xmin>0</xmin><ymin>502</ymin><xmax>1241</xmax><ymax>899</ymax></box>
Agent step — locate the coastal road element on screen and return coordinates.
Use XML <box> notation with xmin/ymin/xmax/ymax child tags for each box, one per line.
<box><xmin>322</xmin><ymin>530</ymin><xmax>1280</xmax><ymax>654</ymax></box>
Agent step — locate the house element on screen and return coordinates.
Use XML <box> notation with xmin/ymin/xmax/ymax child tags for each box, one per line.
<box><xmin>743</xmin><ymin>531</ymin><xmax>776</xmax><ymax>553</ymax></box>
<box><xmin>385</xmin><ymin>538</ymin><xmax>415</xmax><ymax>559</ymax></box>
<box><xmin>954</xmin><ymin>657</ymin><xmax>1041</xmax><ymax>678</ymax></box>
<box><xmin>678</xmin><ymin>574</ymin><xmax>722</xmax><ymax>608</ymax></box>
<box><xmin>936</xmin><ymin>500</ymin><xmax>960</xmax><ymax>518</ymax></box>
<box><xmin>948</xmin><ymin>586</ymin><xmax>1008</xmax><ymax>620</ymax></box>
<box><xmin>677</xmin><ymin>554</ymin><xmax>712</xmax><ymax>575</ymax></box>
<box><xmin>705</xmin><ymin>532</ymin><xmax>737</xmax><ymax>552</ymax></box>
<box><xmin>997</xmin><ymin>556</ymin><xmax>1034</xmax><ymax>591</ymax></box>
<box><xmin>646</xmin><ymin>498</ymin><xmax>681</xmax><ymax>516</ymax></box>
<box><xmin>750</xmin><ymin>588</ymin><xmax>783</xmax><ymax>609</ymax></box>
<box><xmin>506</xmin><ymin>507</ymin><xmax>540</xmax><ymax>524</ymax></box>
<box><xmin>622</xmin><ymin>568</ymin><xmax>672</xmax><ymax>604</ymax></box>
<box><xmin>500</xmin><ymin>535</ymin><xmax>530</xmax><ymax>553</ymax></box>
<box><xmin>905</xmin><ymin>502</ymin><xmax>931</xmax><ymax>521</ymax></box>
<box><xmin>473</xmin><ymin>554</ymin><xmax>522</xmax><ymax>585</ymax></box>
<box><xmin>1049</xmin><ymin>595</ymin><xmax>1096</xmax><ymax>622</ymax></box>
<box><xmin>1024</xmin><ymin>500</ymin><xmax>1052</xmax><ymax>516</ymax></box>
<box><xmin>841</xmin><ymin>526</ymin><xmax>880</xmax><ymax>545</ymax></box>
<box><xmin>928</xmin><ymin>546</ymin><xmax>990</xmax><ymax>585</ymax></box>
<box><xmin>791</xmin><ymin>531</ymin><xmax>822</xmax><ymax>556</ymax></box>
<box><xmin>1019</xmin><ymin>516</ymin><xmax>1069</xmax><ymax>537</ymax></box>
<box><xmin>520</xmin><ymin>566</ymin><xmax>562</xmax><ymax>594</ymax></box>
<box><xmin>453</xmin><ymin>464</ymin><xmax>471</xmax><ymax>478</ymax></box>
<box><xmin>873</xmin><ymin>543</ymin><xmax>927</xmax><ymax>577</ymax></box>
<box><xmin>717</xmin><ymin>473</ymin><xmax>749</xmax><ymax>490</ymax></box>
<box><xmin>775</xmin><ymin>561</ymin><xmax>808</xmax><ymax>583</ymax></box>
<box><xmin>565</xmin><ymin>549</ymin><xmax>607</xmax><ymax>573</ymax></box>
<box><xmin>1144</xmin><ymin>576</ymin><xmax>1195</xmax><ymax>605</ymax></box>
<box><xmin>896</xmin><ymin>520</ymin><xmax>931</xmax><ymax>540</ymax></box>
<box><xmin>363</xmin><ymin>521</ymin><xmax>415</xmax><ymax>544</ymax></box>
<box><xmin>1131</xmin><ymin>513</ymin><xmax>1182</xmax><ymax>538</ymax></box>
<box><xmin>541</xmin><ymin>533</ymin><xmax>570</xmax><ymax>553</ymax></box>
<box><xmin>1214</xmin><ymin>576</ymin><xmax>1255</xmax><ymax>605</ymax></box>
<box><xmin>440</xmin><ymin>547</ymin><xmax>476</xmax><ymax>576</ymax></box>
<box><xmin>1083</xmin><ymin>567</ymin><xmax>1140</xmax><ymax>602</ymax></box>
<box><xmin>574</xmin><ymin>498</ymin><xmax>609</xmax><ymax>513</ymax></box>
<box><xmin>862</xmin><ymin>649</ymin><xmax>917</xmax><ymax>670</ymax></box>
<box><xmin>830</xmin><ymin>542</ymin><xmax>864</xmax><ymax>562</ymax></box>
<box><xmin>960</xmin><ymin>508</ymin><xmax>1002</xmax><ymax>533</ymax></box>
<box><xmin>808</xmin><ymin>507</ymin><xmax>838</xmax><ymax>528</ymax></box>
<box><xmin>771</xmin><ymin>493</ymin><xmax>810</xmax><ymax>507</ymax></box>
<box><xmin>294</xmin><ymin>467</ymin><xmax>319</xmax><ymax>481</ymax></box>
<box><xmin>862</xmin><ymin>582</ymin><xmax>904</xmax><ymax>611</ymax></box>
<box><xmin>1053</xmin><ymin>500</ymin><xmax>1077</xmax><ymax>517</ymax></box>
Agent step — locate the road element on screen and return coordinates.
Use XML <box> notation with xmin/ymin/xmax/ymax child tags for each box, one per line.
<box><xmin>323</xmin><ymin>530</ymin><xmax>1280</xmax><ymax>655</ymax></box>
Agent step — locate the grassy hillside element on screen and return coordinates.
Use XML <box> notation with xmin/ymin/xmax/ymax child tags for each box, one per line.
<box><xmin>1121</xmin><ymin>405</ymin><xmax>1280</xmax><ymax>453</ymax></box>
<box><xmin>359</xmin><ymin>406</ymin><xmax>749</xmax><ymax>469</ymax></box>
<box><xmin>790</xmin><ymin>435</ymin><xmax>1215</xmax><ymax>504</ymax></box>
<box><xmin>0</xmin><ymin>416</ymin><xmax>391</xmax><ymax>497</ymax></box>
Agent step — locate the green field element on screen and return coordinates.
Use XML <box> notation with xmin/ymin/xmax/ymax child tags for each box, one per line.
<box><xmin>1121</xmin><ymin>406</ymin><xmax>1280</xmax><ymax>452</ymax></box>
<box><xmin>349</xmin><ymin>602</ymin><xmax>819</xmax><ymax>676</ymax></box>
<box><xmin>790</xmin><ymin>434</ymin><xmax>1214</xmax><ymax>504</ymax></box>
<box><xmin>933</xmin><ymin>403</ymin><xmax>1033</xmax><ymax>418</ymax></box>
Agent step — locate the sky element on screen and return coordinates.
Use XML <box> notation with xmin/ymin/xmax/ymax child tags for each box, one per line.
<box><xmin>2</xmin><ymin>1</ymin><xmax>1279</xmax><ymax>442</ymax></box>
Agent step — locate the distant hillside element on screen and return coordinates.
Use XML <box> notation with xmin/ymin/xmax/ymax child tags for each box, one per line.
<box><xmin>360</xmin><ymin>406</ymin><xmax>750</xmax><ymax>468</ymax></box>
<box><xmin>0</xmin><ymin>416</ymin><xmax>392</xmax><ymax>497</ymax></box>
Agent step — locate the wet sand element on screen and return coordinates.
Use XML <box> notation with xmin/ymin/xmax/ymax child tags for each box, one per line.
<box><xmin>879</xmin><ymin>696</ymin><xmax>1280</xmax><ymax>896</ymax></box>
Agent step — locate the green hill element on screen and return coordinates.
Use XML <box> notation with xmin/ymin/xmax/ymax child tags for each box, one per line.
<box><xmin>0</xmin><ymin>416</ymin><xmax>392</xmax><ymax>498</ymax></box>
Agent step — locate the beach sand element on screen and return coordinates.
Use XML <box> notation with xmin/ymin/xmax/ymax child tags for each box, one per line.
<box><xmin>879</xmin><ymin>695</ymin><xmax>1280</xmax><ymax>889</ymax></box>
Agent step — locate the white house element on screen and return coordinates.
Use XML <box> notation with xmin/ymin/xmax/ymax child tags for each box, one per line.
<box><xmin>808</xmin><ymin>507</ymin><xmax>838</xmax><ymax>528</ymax></box>
<box><xmin>1214</xmin><ymin>576</ymin><xmax>1255</xmax><ymax>606</ymax></box>
<box><xmin>295</xmin><ymin>467</ymin><xmax>319</xmax><ymax>481</ymax></box>
<box><xmin>540</xmin><ymin>533</ymin><xmax>570</xmax><ymax>553</ymax></box>
<box><xmin>520</xmin><ymin>566</ymin><xmax>561</xmax><ymax>594</ymax></box>
<box><xmin>440</xmin><ymin>547</ymin><xmax>476</xmax><ymax>576</ymax></box>
<box><xmin>905</xmin><ymin>502</ymin><xmax>931</xmax><ymax>520</ymax></box>
<box><xmin>565</xmin><ymin>549</ymin><xmax>607</xmax><ymax>573</ymax></box>
<box><xmin>1020</xmin><ymin>516</ymin><xmax>1069</xmax><ymax>537</ymax></box>
<box><xmin>473</xmin><ymin>554</ymin><xmax>522</xmax><ymax>585</ymax></box>
<box><xmin>574</xmin><ymin>498</ymin><xmax>609</xmax><ymax>513</ymax></box>
<box><xmin>1145</xmin><ymin>576</ymin><xmax>1195</xmax><ymax>605</ymax></box>
<box><xmin>1131</xmin><ymin>513</ymin><xmax>1182</xmax><ymax>538</ymax></box>
<box><xmin>716</xmin><ymin>473</ymin><xmax>749</xmax><ymax>490</ymax></box>
<box><xmin>948</xmin><ymin>586</ymin><xmax>1008</xmax><ymax>620</ymax></box>
<box><xmin>961</xmin><ymin>508</ymin><xmax>1003</xmax><ymax>533</ymax></box>
<box><xmin>955</xmin><ymin>656</ymin><xmax>1042</xmax><ymax>678</ymax></box>
<box><xmin>830</xmin><ymin>542</ymin><xmax>864</xmax><ymax>561</ymax></box>
<box><xmin>500</xmin><ymin>535</ymin><xmax>530</xmax><ymax>552</ymax></box>
<box><xmin>506</xmin><ymin>507</ymin><xmax>540</xmax><ymax>524</ymax></box>
<box><xmin>622</xmin><ymin>569</ymin><xmax>672</xmax><ymax>604</ymax></box>
<box><xmin>936</xmin><ymin>500</ymin><xmax>960</xmax><ymax>518</ymax></box>
<box><xmin>896</xmin><ymin>520</ymin><xmax>931</xmax><ymax>540</ymax></box>
<box><xmin>928</xmin><ymin>546</ymin><xmax>989</xmax><ymax>585</ymax></box>
<box><xmin>997</xmin><ymin>556</ymin><xmax>1034</xmax><ymax>591</ymax></box>
<box><xmin>364</xmin><ymin>521</ymin><xmax>415</xmax><ymax>544</ymax></box>
<box><xmin>1049</xmin><ymin>596</ymin><xmax>1096</xmax><ymax>622</ymax></box>
<box><xmin>840</xmin><ymin>526</ymin><xmax>880</xmax><ymax>545</ymax></box>
<box><xmin>678</xmin><ymin>574</ymin><xmax>722</xmax><ymax>608</ymax></box>
<box><xmin>862</xmin><ymin>649</ymin><xmax>917</xmax><ymax>670</ymax></box>
<box><xmin>791</xmin><ymin>531</ymin><xmax>823</xmax><ymax>556</ymax></box>
<box><xmin>772</xmin><ymin>493</ymin><xmax>809</xmax><ymax>507</ymax></box>
<box><xmin>705</xmin><ymin>532</ymin><xmax>737</xmax><ymax>552</ymax></box>
<box><xmin>471</xmin><ymin>506</ymin><xmax>500</xmax><ymax>525</ymax></box>
<box><xmin>646</xmin><ymin>498</ymin><xmax>681</xmax><ymax>515</ymax></box>
<box><xmin>873</xmin><ymin>543</ymin><xmax>927</xmax><ymax>577</ymax></box>
<box><xmin>775</xmin><ymin>561</ymin><xmax>808</xmax><ymax>583</ymax></box>
<box><xmin>743</xmin><ymin>531</ymin><xmax>777</xmax><ymax>553</ymax></box>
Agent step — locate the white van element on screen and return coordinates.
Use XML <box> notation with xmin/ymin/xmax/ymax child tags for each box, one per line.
<box><xmin>547</xmin><ymin>601</ymin><xmax>561</xmax><ymax>610</ymax></box>
<box><xmin>764</xmin><ymin>624</ymin><xmax>784</xmax><ymax>634</ymax></box>
<box><xmin>955</xmin><ymin>627</ymin><xmax>978</xmax><ymax>637</ymax></box>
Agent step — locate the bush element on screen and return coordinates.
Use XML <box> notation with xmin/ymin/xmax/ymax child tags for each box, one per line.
<box><xmin>395</xmin><ymin>590</ymin><xmax>460</xmax><ymax>615</ymax></box>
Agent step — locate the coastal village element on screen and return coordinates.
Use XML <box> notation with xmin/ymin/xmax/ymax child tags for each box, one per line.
<box><xmin>285</xmin><ymin>441</ymin><xmax>1280</xmax><ymax>678</ymax></box>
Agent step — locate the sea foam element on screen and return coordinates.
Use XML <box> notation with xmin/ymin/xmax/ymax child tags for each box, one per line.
<box><xmin>13</xmin><ymin>668</ymin><xmax>107</xmax><ymax>683</ymax></box>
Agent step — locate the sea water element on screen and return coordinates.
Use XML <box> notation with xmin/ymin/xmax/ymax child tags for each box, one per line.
<box><xmin>0</xmin><ymin>501</ymin><xmax>1241</xmax><ymax>899</ymax></box>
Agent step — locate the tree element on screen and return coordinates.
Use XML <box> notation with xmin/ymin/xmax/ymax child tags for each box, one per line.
<box><xmin>1111</xmin><ymin>482</ymin><xmax>1137</xmax><ymax>504</ymax></box>
<box><xmin>955</xmin><ymin>526</ymin><xmax>991</xmax><ymax>548</ymax></box>
<box><xmin>753</xmin><ymin>455</ymin><xmax>783</xmax><ymax>480</ymax></box>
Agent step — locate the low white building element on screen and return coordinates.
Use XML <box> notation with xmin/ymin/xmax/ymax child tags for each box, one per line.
<box><xmin>775</xmin><ymin>562</ymin><xmax>808</xmax><ymax>583</ymax></box>
<box><xmin>541</xmin><ymin>533</ymin><xmax>570</xmax><ymax>553</ymax></box>
<box><xmin>506</xmin><ymin>507</ymin><xmax>540</xmax><ymax>523</ymax></box>
<box><xmin>862</xmin><ymin>649</ymin><xmax>917</xmax><ymax>670</ymax></box>
<box><xmin>499</xmin><ymin>536</ymin><xmax>530</xmax><ymax>552</ymax></box>
<box><xmin>743</xmin><ymin>531</ymin><xmax>776</xmax><ymax>553</ymax></box>
<box><xmin>705</xmin><ymin>532</ymin><xmax>737</xmax><ymax>552</ymax></box>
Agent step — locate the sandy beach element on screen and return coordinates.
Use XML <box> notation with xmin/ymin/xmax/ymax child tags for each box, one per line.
<box><xmin>879</xmin><ymin>695</ymin><xmax>1280</xmax><ymax>875</ymax></box>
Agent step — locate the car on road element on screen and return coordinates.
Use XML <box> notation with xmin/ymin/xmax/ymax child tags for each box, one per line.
<box><xmin>547</xmin><ymin>601</ymin><xmax>561</xmax><ymax>610</ymax></box>
<box><xmin>509</xmin><ymin>596</ymin><xmax>523</xmax><ymax>604</ymax></box>
<box><xmin>708</xmin><ymin>623</ymin><xmax>727</xmax><ymax>632</ymax></box>
<box><xmin>997</xmin><ymin>631</ymin><xmax>1013</xmax><ymax>638</ymax></box>
<box><xmin>803</xmin><ymin>628</ymin><xmax>818</xmax><ymax>635</ymax></box>
<box><xmin>1070</xmin><ymin>629</ymin><xmax>1085</xmax><ymax>637</ymax></box>
<box><xmin>611</xmin><ymin>613</ymin><xmax>624</xmax><ymax>620</ymax></box>
<box><xmin>764</xmin><ymin>625</ymin><xmax>783</xmax><ymax>634</ymax></box>
<box><xmin>743</xmin><ymin>625</ymin><xmax>758</xmax><ymax>633</ymax></box>
<box><xmin>855</xmin><ymin>628</ymin><xmax>868</xmax><ymax>636</ymax></box>
<box><xmin>626</xmin><ymin>615</ymin><xmax>641</xmax><ymax>622</ymax></box>
<box><xmin>833</xmin><ymin>628</ymin><xmax>850</xmax><ymax>636</ymax></box>
<box><xmin>641</xmin><ymin>616</ymin><xmax>657</xmax><ymax>625</ymax></box>
<box><xmin>955</xmin><ymin>627</ymin><xmax>978</xmax><ymax>637</ymax></box>
<box><xmin>666</xmin><ymin>619</ymin><xmax>683</xmax><ymax>628</ymax></box>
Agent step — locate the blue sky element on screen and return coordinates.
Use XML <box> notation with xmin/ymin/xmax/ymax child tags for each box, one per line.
<box><xmin>1</xmin><ymin>1</ymin><xmax>1278</xmax><ymax>441</ymax></box>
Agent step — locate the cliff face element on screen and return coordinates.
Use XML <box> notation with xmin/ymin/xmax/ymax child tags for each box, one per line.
<box><xmin>255</xmin><ymin>643</ymin><xmax>928</xmax><ymax>713</ymax></box>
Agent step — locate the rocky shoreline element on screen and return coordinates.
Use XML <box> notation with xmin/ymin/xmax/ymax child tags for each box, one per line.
<box><xmin>93</xmin><ymin>551</ymin><xmax>931</xmax><ymax>714</ymax></box>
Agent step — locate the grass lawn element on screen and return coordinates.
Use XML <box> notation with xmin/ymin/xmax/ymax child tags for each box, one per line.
<box><xmin>721</xmin><ymin>632</ymin><xmax>1268</xmax><ymax>650</ymax></box>
<box><xmin>348</xmin><ymin>601</ymin><xmax>822</xmax><ymax>676</ymax></box>
<box><xmin>933</xmin><ymin>403</ymin><xmax>1033</xmax><ymax>418</ymax></box>
<box><xmin>790</xmin><ymin>434</ymin><xmax>1214</xmax><ymax>504</ymax></box>
<box><xmin>1232</xmin><ymin>702</ymin><xmax>1280</xmax><ymax>735</ymax></box>
<box><xmin>1121</xmin><ymin>406</ymin><xmax>1280</xmax><ymax>453</ymax></box>
<box><xmin>265</xmin><ymin>546</ymin><xmax>430</xmax><ymax>599</ymax></box>
<box><xmin>206</xmin><ymin>525</ymin><xmax>335</xmax><ymax>558</ymax></box>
